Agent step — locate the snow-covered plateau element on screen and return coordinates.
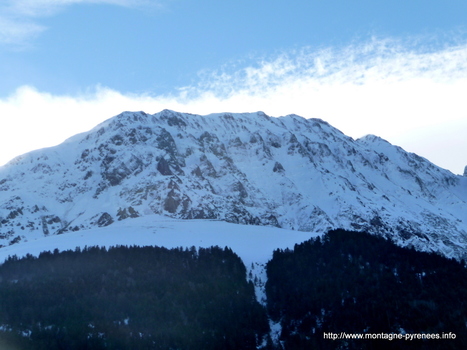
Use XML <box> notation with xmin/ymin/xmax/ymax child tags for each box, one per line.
<box><xmin>0</xmin><ymin>214</ymin><xmax>316</xmax><ymax>304</ymax></box>
<box><xmin>1</xmin><ymin>109</ymin><xmax>466</xmax><ymax>264</ymax></box>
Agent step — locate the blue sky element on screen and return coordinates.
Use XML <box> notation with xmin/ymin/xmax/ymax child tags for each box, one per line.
<box><xmin>1</xmin><ymin>0</ymin><xmax>467</xmax><ymax>174</ymax></box>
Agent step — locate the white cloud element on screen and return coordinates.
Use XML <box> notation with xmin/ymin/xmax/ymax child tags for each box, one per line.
<box><xmin>0</xmin><ymin>0</ymin><xmax>153</xmax><ymax>46</ymax></box>
<box><xmin>1</xmin><ymin>38</ymin><xmax>467</xmax><ymax>174</ymax></box>
<box><xmin>0</xmin><ymin>15</ymin><xmax>46</xmax><ymax>45</ymax></box>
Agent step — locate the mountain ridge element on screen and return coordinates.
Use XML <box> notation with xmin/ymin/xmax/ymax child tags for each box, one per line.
<box><xmin>1</xmin><ymin>109</ymin><xmax>466</xmax><ymax>259</ymax></box>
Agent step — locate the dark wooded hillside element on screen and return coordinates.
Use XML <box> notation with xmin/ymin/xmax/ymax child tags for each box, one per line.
<box><xmin>0</xmin><ymin>245</ymin><xmax>269</xmax><ymax>350</ymax></box>
<box><xmin>266</xmin><ymin>229</ymin><xmax>467</xmax><ymax>350</ymax></box>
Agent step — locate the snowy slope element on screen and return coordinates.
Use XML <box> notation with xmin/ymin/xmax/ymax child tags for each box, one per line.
<box><xmin>0</xmin><ymin>214</ymin><xmax>316</xmax><ymax>304</ymax></box>
<box><xmin>1</xmin><ymin>109</ymin><xmax>466</xmax><ymax>259</ymax></box>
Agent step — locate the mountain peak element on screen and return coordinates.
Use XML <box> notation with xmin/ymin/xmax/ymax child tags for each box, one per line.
<box><xmin>1</xmin><ymin>110</ymin><xmax>466</xmax><ymax>260</ymax></box>
<box><xmin>357</xmin><ymin>134</ymin><xmax>391</xmax><ymax>145</ymax></box>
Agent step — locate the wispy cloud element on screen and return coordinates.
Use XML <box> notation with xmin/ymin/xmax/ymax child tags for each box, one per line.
<box><xmin>0</xmin><ymin>0</ymin><xmax>152</xmax><ymax>46</ymax></box>
<box><xmin>0</xmin><ymin>12</ymin><xmax>46</xmax><ymax>46</ymax></box>
<box><xmin>6</xmin><ymin>0</ymin><xmax>150</xmax><ymax>16</ymax></box>
<box><xmin>1</xmin><ymin>38</ymin><xmax>467</xmax><ymax>174</ymax></box>
<box><xmin>181</xmin><ymin>37</ymin><xmax>467</xmax><ymax>147</ymax></box>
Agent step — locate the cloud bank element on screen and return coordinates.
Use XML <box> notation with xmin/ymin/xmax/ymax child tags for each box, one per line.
<box><xmin>1</xmin><ymin>38</ymin><xmax>466</xmax><ymax>174</ymax></box>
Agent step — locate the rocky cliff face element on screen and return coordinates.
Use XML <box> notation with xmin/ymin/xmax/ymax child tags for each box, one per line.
<box><xmin>1</xmin><ymin>109</ymin><xmax>467</xmax><ymax>259</ymax></box>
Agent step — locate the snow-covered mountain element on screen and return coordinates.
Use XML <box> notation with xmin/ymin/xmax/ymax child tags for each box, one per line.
<box><xmin>1</xmin><ymin>109</ymin><xmax>466</xmax><ymax>259</ymax></box>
